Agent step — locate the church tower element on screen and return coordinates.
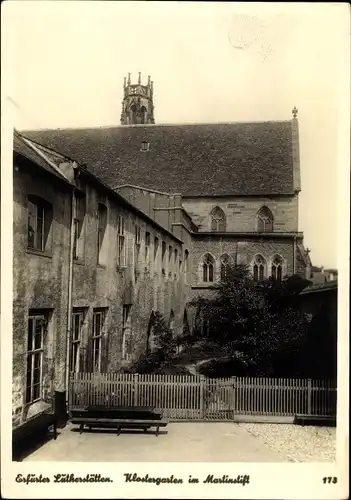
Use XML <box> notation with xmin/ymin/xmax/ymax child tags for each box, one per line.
<box><xmin>120</xmin><ymin>72</ymin><xmax>155</xmax><ymax>125</ymax></box>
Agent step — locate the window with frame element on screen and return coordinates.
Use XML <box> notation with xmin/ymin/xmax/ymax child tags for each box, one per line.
<box><xmin>145</xmin><ymin>231</ymin><xmax>150</xmax><ymax>263</ymax></box>
<box><xmin>168</xmin><ymin>245</ymin><xmax>173</xmax><ymax>276</ymax></box>
<box><xmin>70</xmin><ymin>310</ymin><xmax>85</xmax><ymax>373</ymax></box>
<box><xmin>122</xmin><ymin>305</ymin><xmax>132</xmax><ymax>360</ymax></box>
<box><xmin>271</xmin><ymin>255</ymin><xmax>284</xmax><ymax>281</ymax></box>
<box><xmin>26</xmin><ymin>313</ymin><xmax>48</xmax><ymax>404</ymax></box>
<box><xmin>202</xmin><ymin>254</ymin><xmax>214</xmax><ymax>282</ymax></box>
<box><xmin>174</xmin><ymin>248</ymin><xmax>178</xmax><ymax>278</ymax></box>
<box><xmin>257</xmin><ymin>206</ymin><xmax>274</xmax><ymax>232</ymax></box>
<box><xmin>27</xmin><ymin>196</ymin><xmax>53</xmax><ymax>252</ymax></box>
<box><xmin>117</xmin><ymin>215</ymin><xmax>126</xmax><ymax>267</ymax></box>
<box><xmin>134</xmin><ymin>224</ymin><xmax>141</xmax><ymax>280</ymax></box>
<box><xmin>210</xmin><ymin>206</ymin><xmax>226</xmax><ymax>232</ymax></box>
<box><xmin>154</xmin><ymin>236</ymin><xmax>159</xmax><ymax>261</ymax></box>
<box><xmin>73</xmin><ymin>193</ymin><xmax>86</xmax><ymax>261</ymax></box>
<box><xmin>161</xmin><ymin>241</ymin><xmax>166</xmax><ymax>275</ymax></box>
<box><xmin>97</xmin><ymin>203</ymin><xmax>107</xmax><ymax>264</ymax></box>
<box><xmin>184</xmin><ymin>250</ymin><xmax>189</xmax><ymax>282</ymax></box>
<box><xmin>92</xmin><ymin>309</ymin><xmax>106</xmax><ymax>372</ymax></box>
<box><xmin>253</xmin><ymin>254</ymin><xmax>266</xmax><ymax>281</ymax></box>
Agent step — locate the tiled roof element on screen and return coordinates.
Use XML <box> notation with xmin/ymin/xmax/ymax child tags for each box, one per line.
<box><xmin>300</xmin><ymin>281</ymin><xmax>338</xmax><ymax>295</ymax></box>
<box><xmin>21</xmin><ymin>121</ymin><xmax>294</xmax><ymax>196</ymax></box>
<box><xmin>13</xmin><ymin>133</ymin><xmax>70</xmax><ymax>183</ymax></box>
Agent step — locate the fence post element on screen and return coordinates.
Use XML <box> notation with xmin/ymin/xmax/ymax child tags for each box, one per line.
<box><xmin>199</xmin><ymin>376</ymin><xmax>205</xmax><ymax>419</ymax></box>
<box><xmin>134</xmin><ymin>373</ymin><xmax>139</xmax><ymax>406</ymax></box>
<box><xmin>230</xmin><ymin>377</ymin><xmax>236</xmax><ymax>420</ymax></box>
<box><xmin>307</xmin><ymin>378</ymin><xmax>312</xmax><ymax>415</ymax></box>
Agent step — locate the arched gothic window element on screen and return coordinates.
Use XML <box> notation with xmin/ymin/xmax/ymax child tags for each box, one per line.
<box><xmin>220</xmin><ymin>254</ymin><xmax>231</xmax><ymax>281</ymax></box>
<box><xmin>253</xmin><ymin>254</ymin><xmax>266</xmax><ymax>281</ymax></box>
<box><xmin>130</xmin><ymin>105</ymin><xmax>137</xmax><ymax>124</ymax></box>
<box><xmin>210</xmin><ymin>206</ymin><xmax>226</xmax><ymax>232</ymax></box>
<box><xmin>257</xmin><ymin>206</ymin><xmax>274</xmax><ymax>232</ymax></box>
<box><xmin>140</xmin><ymin>106</ymin><xmax>147</xmax><ymax>124</ymax></box>
<box><xmin>202</xmin><ymin>254</ymin><xmax>214</xmax><ymax>282</ymax></box>
<box><xmin>271</xmin><ymin>255</ymin><xmax>284</xmax><ymax>281</ymax></box>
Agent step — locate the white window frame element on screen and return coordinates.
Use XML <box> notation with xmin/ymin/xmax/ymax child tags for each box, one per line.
<box><xmin>28</xmin><ymin>199</ymin><xmax>45</xmax><ymax>251</ymax></box>
<box><xmin>117</xmin><ymin>215</ymin><xmax>126</xmax><ymax>267</ymax></box>
<box><xmin>26</xmin><ymin>314</ymin><xmax>46</xmax><ymax>404</ymax></box>
<box><xmin>92</xmin><ymin>310</ymin><xmax>105</xmax><ymax>372</ymax></box>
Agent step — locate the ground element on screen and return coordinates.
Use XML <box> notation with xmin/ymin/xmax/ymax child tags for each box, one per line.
<box><xmin>21</xmin><ymin>422</ymin><xmax>336</xmax><ymax>463</ymax></box>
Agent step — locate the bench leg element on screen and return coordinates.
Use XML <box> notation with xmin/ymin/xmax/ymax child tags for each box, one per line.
<box><xmin>79</xmin><ymin>423</ymin><xmax>84</xmax><ymax>435</ymax></box>
<box><xmin>143</xmin><ymin>428</ymin><xmax>147</xmax><ymax>433</ymax></box>
<box><xmin>117</xmin><ymin>426</ymin><xmax>121</xmax><ymax>436</ymax></box>
<box><xmin>156</xmin><ymin>426</ymin><xmax>159</xmax><ymax>437</ymax></box>
<box><xmin>53</xmin><ymin>422</ymin><xmax>57</xmax><ymax>440</ymax></box>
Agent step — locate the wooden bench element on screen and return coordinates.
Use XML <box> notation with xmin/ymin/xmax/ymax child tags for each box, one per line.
<box><xmin>294</xmin><ymin>414</ymin><xmax>336</xmax><ymax>427</ymax></box>
<box><xmin>71</xmin><ymin>417</ymin><xmax>168</xmax><ymax>436</ymax></box>
<box><xmin>13</xmin><ymin>411</ymin><xmax>58</xmax><ymax>446</ymax></box>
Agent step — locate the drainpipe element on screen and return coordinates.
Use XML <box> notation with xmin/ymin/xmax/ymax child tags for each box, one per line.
<box><xmin>293</xmin><ymin>236</ymin><xmax>296</xmax><ymax>275</ymax></box>
<box><xmin>65</xmin><ymin>190</ymin><xmax>76</xmax><ymax>409</ymax></box>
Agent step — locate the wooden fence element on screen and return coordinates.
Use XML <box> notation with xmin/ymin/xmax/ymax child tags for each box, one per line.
<box><xmin>68</xmin><ymin>373</ymin><xmax>337</xmax><ymax>420</ymax></box>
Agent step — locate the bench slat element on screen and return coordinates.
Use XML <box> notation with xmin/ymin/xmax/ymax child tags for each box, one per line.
<box><xmin>71</xmin><ymin>418</ymin><xmax>167</xmax><ymax>425</ymax></box>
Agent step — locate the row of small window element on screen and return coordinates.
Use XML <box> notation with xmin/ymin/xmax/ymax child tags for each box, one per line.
<box><xmin>25</xmin><ymin>307</ymin><xmax>131</xmax><ymax>404</ymax></box>
<box><xmin>27</xmin><ymin>195</ymin><xmax>189</xmax><ymax>275</ymax></box>
<box><xmin>210</xmin><ymin>205</ymin><xmax>274</xmax><ymax>232</ymax></box>
<box><xmin>201</xmin><ymin>253</ymin><xmax>284</xmax><ymax>283</ymax></box>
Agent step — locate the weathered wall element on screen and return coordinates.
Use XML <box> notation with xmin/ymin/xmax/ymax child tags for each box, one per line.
<box><xmin>72</xmin><ymin>177</ymin><xmax>192</xmax><ymax>373</ymax></box>
<box><xmin>12</xmin><ymin>161</ymin><xmax>72</xmax><ymax>428</ymax></box>
<box><xmin>182</xmin><ymin>195</ymin><xmax>299</xmax><ymax>233</ymax></box>
<box><xmin>190</xmin><ymin>235</ymin><xmax>295</xmax><ymax>288</ymax></box>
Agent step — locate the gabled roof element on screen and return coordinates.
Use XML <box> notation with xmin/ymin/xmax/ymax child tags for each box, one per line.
<box><xmin>13</xmin><ymin>132</ymin><xmax>71</xmax><ymax>184</ymax></box>
<box><xmin>21</xmin><ymin>121</ymin><xmax>295</xmax><ymax>197</ymax></box>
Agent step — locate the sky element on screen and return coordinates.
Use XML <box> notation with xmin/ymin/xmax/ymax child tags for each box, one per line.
<box><xmin>4</xmin><ymin>1</ymin><xmax>349</xmax><ymax>268</ymax></box>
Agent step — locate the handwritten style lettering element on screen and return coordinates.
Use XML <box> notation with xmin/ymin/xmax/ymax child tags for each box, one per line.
<box><xmin>124</xmin><ymin>473</ymin><xmax>183</xmax><ymax>485</ymax></box>
<box><xmin>203</xmin><ymin>474</ymin><xmax>250</xmax><ymax>485</ymax></box>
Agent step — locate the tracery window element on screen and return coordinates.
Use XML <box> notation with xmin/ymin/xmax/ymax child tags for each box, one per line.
<box><xmin>210</xmin><ymin>206</ymin><xmax>226</xmax><ymax>232</ymax></box>
<box><xmin>253</xmin><ymin>254</ymin><xmax>266</xmax><ymax>281</ymax></box>
<box><xmin>220</xmin><ymin>254</ymin><xmax>231</xmax><ymax>281</ymax></box>
<box><xmin>257</xmin><ymin>206</ymin><xmax>274</xmax><ymax>232</ymax></box>
<box><xmin>202</xmin><ymin>254</ymin><xmax>214</xmax><ymax>282</ymax></box>
<box><xmin>271</xmin><ymin>255</ymin><xmax>284</xmax><ymax>281</ymax></box>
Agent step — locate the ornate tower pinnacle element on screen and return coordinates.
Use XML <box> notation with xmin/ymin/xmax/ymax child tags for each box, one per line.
<box><xmin>120</xmin><ymin>72</ymin><xmax>155</xmax><ymax>125</ymax></box>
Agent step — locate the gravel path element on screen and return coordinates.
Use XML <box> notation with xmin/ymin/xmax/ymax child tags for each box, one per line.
<box><xmin>238</xmin><ymin>423</ymin><xmax>336</xmax><ymax>462</ymax></box>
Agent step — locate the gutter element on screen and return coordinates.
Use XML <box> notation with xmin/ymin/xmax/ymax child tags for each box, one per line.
<box><xmin>65</xmin><ymin>191</ymin><xmax>76</xmax><ymax>409</ymax></box>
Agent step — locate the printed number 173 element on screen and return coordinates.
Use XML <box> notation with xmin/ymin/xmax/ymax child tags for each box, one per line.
<box><xmin>323</xmin><ymin>477</ymin><xmax>338</xmax><ymax>484</ymax></box>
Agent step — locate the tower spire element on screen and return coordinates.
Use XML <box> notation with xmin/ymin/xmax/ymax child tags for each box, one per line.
<box><xmin>120</xmin><ymin>72</ymin><xmax>155</xmax><ymax>125</ymax></box>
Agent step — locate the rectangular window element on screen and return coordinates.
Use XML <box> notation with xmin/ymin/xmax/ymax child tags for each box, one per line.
<box><xmin>73</xmin><ymin>193</ymin><xmax>86</xmax><ymax>261</ymax></box>
<box><xmin>27</xmin><ymin>196</ymin><xmax>52</xmax><ymax>252</ymax></box>
<box><xmin>154</xmin><ymin>237</ymin><xmax>159</xmax><ymax>261</ymax></box>
<box><xmin>184</xmin><ymin>250</ymin><xmax>189</xmax><ymax>282</ymax></box>
<box><xmin>117</xmin><ymin>215</ymin><xmax>126</xmax><ymax>267</ymax></box>
<box><xmin>92</xmin><ymin>309</ymin><xmax>106</xmax><ymax>372</ymax></box>
<box><xmin>174</xmin><ymin>248</ymin><xmax>178</xmax><ymax>277</ymax></box>
<box><xmin>70</xmin><ymin>310</ymin><xmax>85</xmax><ymax>373</ymax></box>
<box><xmin>97</xmin><ymin>203</ymin><xmax>107</xmax><ymax>264</ymax></box>
<box><xmin>122</xmin><ymin>305</ymin><xmax>132</xmax><ymax>360</ymax></box>
<box><xmin>161</xmin><ymin>241</ymin><xmax>166</xmax><ymax>275</ymax></box>
<box><xmin>134</xmin><ymin>225</ymin><xmax>141</xmax><ymax>280</ymax></box>
<box><xmin>26</xmin><ymin>314</ymin><xmax>47</xmax><ymax>403</ymax></box>
<box><xmin>145</xmin><ymin>231</ymin><xmax>150</xmax><ymax>262</ymax></box>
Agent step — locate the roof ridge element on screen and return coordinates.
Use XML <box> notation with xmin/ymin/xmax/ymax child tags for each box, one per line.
<box><xmin>19</xmin><ymin>119</ymin><xmax>292</xmax><ymax>133</ymax></box>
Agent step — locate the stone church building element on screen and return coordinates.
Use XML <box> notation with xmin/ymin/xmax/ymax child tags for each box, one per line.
<box><xmin>13</xmin><ymin>73</ymin><xmax>312</xmax><ymax>428</ymax></box>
